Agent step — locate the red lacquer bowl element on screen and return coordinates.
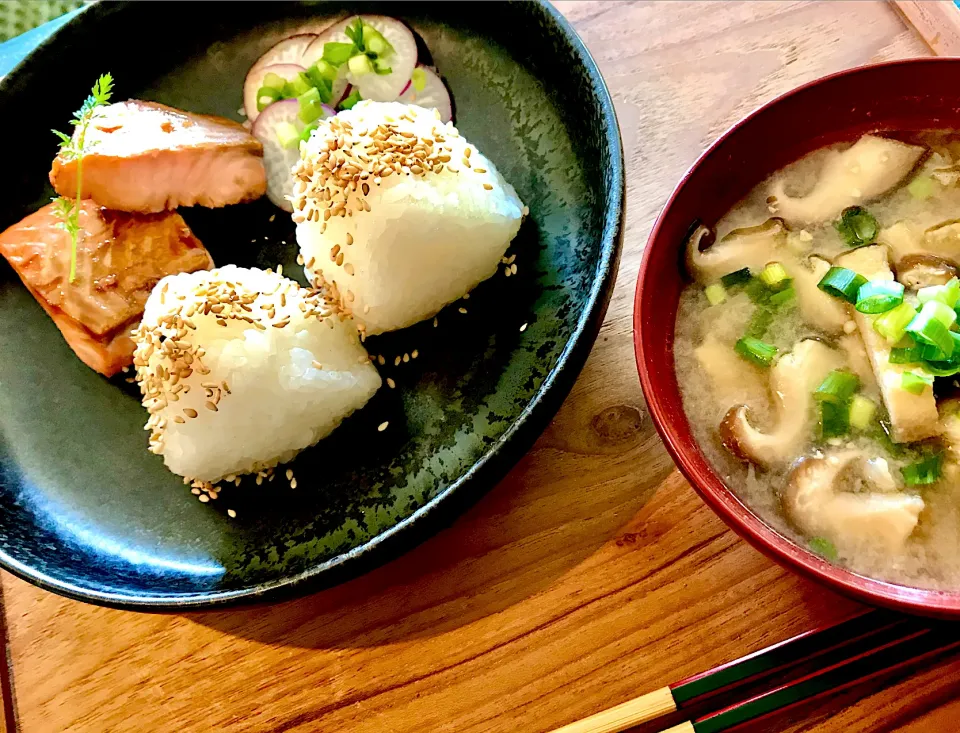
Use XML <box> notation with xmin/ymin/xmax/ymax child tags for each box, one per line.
<box><xmin>634</xmin><ymin>58</ymin><xmax>960</xmax><ymax>618</ymax></box>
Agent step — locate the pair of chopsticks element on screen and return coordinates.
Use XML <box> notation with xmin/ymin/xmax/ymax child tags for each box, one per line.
<box><xmin>551</xmin><ymin>610</ymin><xmax>960</xmax><ymax>733</ymax></box>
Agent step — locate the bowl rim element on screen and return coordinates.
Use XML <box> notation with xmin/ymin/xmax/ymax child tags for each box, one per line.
<box><xmin>633</xmin><ymin>56</ymin><xmax>960</xmax><ymax>617</ymax></box>
<box><xmin>0</xmin><ymin>0</ymin><xmax>625</xmax><ymax>610</ymax></box>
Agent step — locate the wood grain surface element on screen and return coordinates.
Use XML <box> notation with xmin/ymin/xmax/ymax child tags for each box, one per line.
<box><xmin>3</xmin><ymin>2</ymin><xmax>959</xmax><ymax>732</ymax></box>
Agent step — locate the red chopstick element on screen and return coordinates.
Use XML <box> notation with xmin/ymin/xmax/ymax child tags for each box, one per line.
<box><xmin>681</xmin><ymin>623</ymin><xmax>960</xmax><ymax>733</ymax></box>
<box><xmin>550</xmin><ymin>610</ymin><xmax>952</xmax><ymax>733</ymax></box>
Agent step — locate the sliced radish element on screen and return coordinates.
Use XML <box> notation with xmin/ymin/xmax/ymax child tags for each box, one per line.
<box><xmin>243</xmin><ymin>63</ymin><xmax>305</xmax><ymax>123</ymax></box>
<box><xmin>251</xmin><ymin>100</ymin><xmax>304</xmax><ymax>212</ymax></box>
<box><xmin>300</xmin><ymin>16</ymin><xmax>417</xmax><ymax>103</ymax></box>
<box><xmin>398</xmin><ymin>66</ymin><xmax>453</xmax><ymax>122</ymax></box>
<box><xmin>250</xmin><ymin>34</ymin><xmax>316</xmax><ymax>74</ymax></box>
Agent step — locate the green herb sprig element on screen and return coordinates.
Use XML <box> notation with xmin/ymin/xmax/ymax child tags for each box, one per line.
<box><xmin>52</xmin><ymin>73</ymin><xmax>114</xmax><ymax>283</ymax></box>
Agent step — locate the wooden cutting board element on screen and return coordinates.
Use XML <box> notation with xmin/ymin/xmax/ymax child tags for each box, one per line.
<box><xmin>1</xmin><ymin>2</ymin><xmax>959</xmax><ymax>731</ymax></box>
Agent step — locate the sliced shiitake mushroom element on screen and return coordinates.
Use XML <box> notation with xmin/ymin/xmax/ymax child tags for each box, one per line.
<box><xmin>685</xmin><ymin>219</ymin><xmax>786</xmax><ymax>284</ymax></box>
<box><xmin>894</xmin><ymin>253</ymin><xmax>960</xmax><ymax>290</ymax></box>
<box><xmin>719</xmin><ymin>339</ymin><xmax>843</xmax><ymax>468</ymax></box>
<box><xmin>769</xmin><ymin>135</ymin><xmax>925</xmax><ymax>226</ymax></box>
<box><xmin>782</xmin><ymin>450</ymin><xmax>924</xmax><ymax>553</ymax></box>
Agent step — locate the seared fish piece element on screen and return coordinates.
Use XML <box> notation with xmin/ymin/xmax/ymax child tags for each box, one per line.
<box><xmin>0</xmin><ymin>201</ymin><xmax>213</xmax><ymax>376</ymax></box>
<box><xmin>50</xmin><ymin>100</ymin><xmax>266</xmax><ymax>213</ymax></box>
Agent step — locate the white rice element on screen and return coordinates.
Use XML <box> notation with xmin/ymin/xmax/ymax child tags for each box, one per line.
<box><xmin>133</xmin><ymin>265</ymin><xmax>381</xmax><ymax>483</ymax></box>
<box><xmin>292</xmin><ymin>100</ymin><xmax>525</xmax><ymax>335</ymax></box>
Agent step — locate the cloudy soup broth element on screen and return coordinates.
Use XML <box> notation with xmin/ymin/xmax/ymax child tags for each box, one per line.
<box><xmin>674</xmin><ymin>132</ymin><xmax>960</xmax><ymax>589</ymax></box>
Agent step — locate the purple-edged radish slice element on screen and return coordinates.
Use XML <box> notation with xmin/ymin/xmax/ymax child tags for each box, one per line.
<box><xmin>398</xmin><ymin>66</ymin><xmax>453</xmax><ymax>122</ymax></box>
<box><xmin>250</xmin><ymin>34</ymin><xmax>316</xmax><ymax>75</ymax></box>
<box><xmin>251</xmin><ymin>100</ymin><xmax>304</xmax><ymax>212</ymax></box>
<box><xmin>301</xmin><ymin>16</ymin><xmax>417</xmax><ymax>103</ymax></box>
<box><xmin>243</xmin><ymin>63</ymin><xmax>305</xmax><ymax>123</ymax></box>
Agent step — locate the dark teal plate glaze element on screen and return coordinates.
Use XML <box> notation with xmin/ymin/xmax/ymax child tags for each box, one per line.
<box><xmin>0</xmin><ymin>1</ymin><xmax>623</xmax><ymax>610</ymax></box>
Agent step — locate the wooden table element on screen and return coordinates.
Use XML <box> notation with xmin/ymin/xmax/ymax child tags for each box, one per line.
<box><xmin>3</xmin><ymin>2</ymin><xmax>959</xmax><ymax>731</ymax></box>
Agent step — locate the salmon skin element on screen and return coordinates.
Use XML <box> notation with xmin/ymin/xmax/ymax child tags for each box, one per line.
<box><xmin>0</xmin><ymin>201</ymin><xmax>213</xmax><ymax>377</ymax></box>
<box><xmin>50</xmin><ymin>100</ymin><xmax>267</xmax><ymax>213</ymax></box>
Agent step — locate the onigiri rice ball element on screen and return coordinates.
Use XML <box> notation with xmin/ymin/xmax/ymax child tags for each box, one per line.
<box><xmin>133</xmin><ymin>265</ymin><xmax>381</xmax><ymax>483</ymax></box>
<box><xmin>292</xmin><ymin>100</ymin><xmax>525</xmax><ymax>335</ymax></box>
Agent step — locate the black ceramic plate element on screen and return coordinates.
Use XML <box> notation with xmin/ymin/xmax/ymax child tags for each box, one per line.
<box><xmin>0</xmin><ymin>1</ymin><xmax>623</xmax><ymax>609</ymax></box>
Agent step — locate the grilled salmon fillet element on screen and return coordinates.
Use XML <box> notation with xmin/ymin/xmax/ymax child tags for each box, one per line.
<box><xmin>49</xmin><ymin>100</ymin><xmax>267</xmax><ymax>213</ymax></box>
<box><xmin>0</xmin><ymin>201</ymin><xmax>213</xmax><ymax>376</ymax></box>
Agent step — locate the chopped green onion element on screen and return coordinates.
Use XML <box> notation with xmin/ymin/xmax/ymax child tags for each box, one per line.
<box><xmin>366</xmin><ymin>35</ymin><xmax>389</xmax><ymax>57</ymax></box>
<box><xmin>848</xmin><ymin>395</ymin><xmax>876</xmax><ymax>431</ymax></box>
<box><xmin>925</xmin><ymin>360</ymin><xmax>960</xmax><ymax>377</ymax></box>
<box><xmin>373</xmin><ymin>58</ymin><xmax>393</xmax><ymax>75</ymax></box>
<box><xmin>820</xmin><ymin>400</ymin><xmax>849</xmax><ymax>439</ymax></box>
<box><xmin>873</xmin><ymin>302</ymin><xmax>918</xmax><ymax>344</ymax></box>
<box><xmin>889</xmin><ymin>346</ymin><xmax>923</xmax><ymax>364</ymax></box>
<box><xmin>364</xmin><ymin>27</ymin><xmax>392</xmax><ymax>57</ymax></box>
<box><xmin>906</xmin><ymin>316</ymin><xmax>954</xmax><ymax>357</ymax></box>
<box><xmin>746</xmin><ymin>307</ymin><xmax>774</xmax><ymax>339</ymax></box>
<box><xmin>305</xmin><ymin>69</ymin><xmax>334</xmax><ymax>101</ymax></box>
<box><xmin>918</xmin><ymin>277</ymin><xmax>960</xmax><ymax>309</ymax></box>
<box><xmin>768</xmin><ymin>287</ymin><xmax>795</xmax><ymax>307</ymax></box>
<box><xmin>926</xmin><ymin>299</ymin><xmax>957</xmax><ymax>328</ymax></box>
<box><xmin>275</xmin><ymin>121</ymin><xmax>301</xmax><ymax>149</ymax></box>
<box><xmin>818</xmin><ymin>266</ymin><xmax>868</xmax><ymax>303</ymax></box>
<box><xmin>297</xmin><ymin>87</ymin><xmax>324</xmax><ymax>124</ymax></box>
<box><xmin>411</xmin><ymin>67</ymin><xmax>427</xmax><ymax>92</ymax></box>
<box><xmin>720</xmin><ymin>268</ymin><xmax>751</xmax><ymax>288</ymax></box>
<box><xmin>344</xmin><ymin>17</ymin><xmax>364</xmax><ymax>46</ymax></box>
<box><xmin>901</xmin><ymin>370</ymin><xmax>934</xmax><ymax>395</ymax></box>
<box><xmin>261</xmin><ymin>72</ymin><xmax>289</xmax><ymax>92</ymax></box>
<box><xmin>323</xmin><ymin>41</ymin><xmax>356</xmax><ymax>66</ymax></box>
<box><xmin>299</xmin><ymin>122</ymin><xmax>319</xmax><ymax>143</ymax></box>
<box><xmin>908</xmin><ymin>176</ymin><xmax>936</xmax><ymax>200</ymax></box>
<box><xmin>256</xmin><ymin>86</ymin><xmax>283</xmax><ymax>112</ymax></box>
<box><xmin>338</xmin><ymin>88</ymin><xmax>363</xmax><ymax>111</ymax></box>
<box><xmin>814</xmin><ymin>370</ymin><xmax>860</xmax><ymax>404</ymax></box>
<box><xmin>922</xmin><ymin>333</ymin><xmax>960</xmax><ymax>373</ymax></box>
<box><xmin>734</xmin><ymin>337</ymin><xmax>778</xmax><ymax>367</ymax></box>
<box><xmin>906</xmin><ymin>301</ymin><xmax>957</xmax><ymax>357</ymax></box>
<box><xmin>308</xmin><ymin>59</ymin><xmax>338</xmax><ymax>84</ymax></box>
<box><xmin>283</xmin><ymin>73</ymin><xmax>314</xmax><ymax>99</ymax></box>
<box><xmin>809</xmin><ymin>537</ymin><xmax>838</xmax><ymax>561</ymax></box>
<box><xmin>901</xmin><ymin>452</ymin><xmax>942</xmax><ymax>486</ymax></box>
<box><xmin>316</xmin><ymin>82</ymin><xmax>333</xmax><ymax>105</ymax></box>
<box><xmin>348</xmin><ymin>53</ymin><xmax>374</xmax><ymax>76</ymax></box>
<box><xmin>704</xmin><ymin>283</ymin><xmax>726</xmax><ymax>306</ymax></box>
<box><xmin>745</xmin><ymin>277</ymin><xmax>773</xmax><ymax>303</ymax></box>
<box><xmin>834</xmin><ymin>205</ymin><xmax>879</xmax><ymax>247</ymax></box>
<box><xmin>759</xmin><ymin>262</ymin><xmax>789</xmax><ymax>288</ymax></box>
<box><xmin>855</xmin><ymin>280</ymin><xmax>904</xmax><ymax>314</ymax></box>
<box><xmin>890</xmin><ymin>340</ymin><xmax>947</xmax><ymax>364</ymax></box>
